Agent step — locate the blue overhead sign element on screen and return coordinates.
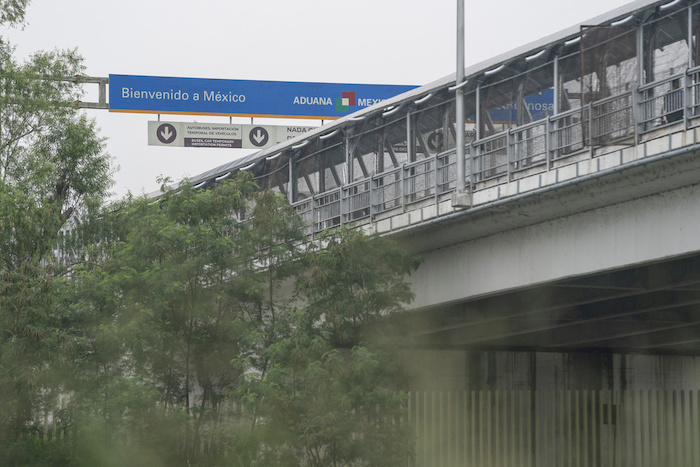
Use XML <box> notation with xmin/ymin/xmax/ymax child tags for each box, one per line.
<box><xmin>109</xmin><ymin>74</ymin><xmax>417</xmax><ymax>120</ymax></box>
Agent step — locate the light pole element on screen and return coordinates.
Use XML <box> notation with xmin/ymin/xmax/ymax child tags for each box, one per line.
<box><xmin>452</xmin><ymin>0</ymin><xmax>471</xmax><ymax>208</ymax></box>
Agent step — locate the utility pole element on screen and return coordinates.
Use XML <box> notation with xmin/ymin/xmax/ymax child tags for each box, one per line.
<box><xmin>452</xmin><ymin>0</ymin><xmax>471</xmax><ymax>208</ymax></box>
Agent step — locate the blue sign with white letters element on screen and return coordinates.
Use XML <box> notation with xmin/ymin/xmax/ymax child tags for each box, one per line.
<box><xmin>109</xmin><ymin>74</ymin><xmax>417</xmax><ymax>119</ymax></box>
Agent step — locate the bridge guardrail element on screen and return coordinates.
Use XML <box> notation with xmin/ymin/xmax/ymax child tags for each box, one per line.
<box><xmin>343</xmin><ymin>180</ymin><xmax>371</xmax><ymax>223</ymax></box>
<box><xmin>404</xmin><ymin>158</ymin><xmax>435</xmax><ymax>205</ymax></box>
<box><xmin>510</xmin><ymin>119</ymin><xmax>548</xmax><ymax>173</ymax></box>
<box><xmin>549</xmin><ymin>108</ymin><xmax>586</xmax><ymax>160</ymax></box>
<box><xmin>437</xmin><ymin>150</ymin><xmax>458</xmax><ymax>194</ymax></box>
<box><xmin>288</xmin><ymin>77</ymin><xmax>700</xmax><ymax>238</ymax></box>
<box><xmin>372</xmin><ymin>168</ymin><xmax>402</xmax><ymax>215</ymax></box>
<box><xmin>686</xmin><ymin>66</ymin><xmax>700</xmax><ymax>123</ymax></box>
<box><xmin>473</xmin><ymin>132</ymin><xmax>508</xmax><ymax>182</ymax></box>
<box><xmin>293</xmin><ymin>198</ymin><xmax>314</xmax><ymax>236</ymax></box>
<box><xmin>638</xmin><ymin>73</ymin><xmax>686</xmax><ymax>133</ymax></box>
<box><xmin>589</xmin><ymin>91</ymin><xmax>634</xmax><ymax>146</ymax></box>
<box><xmin>314</xmin><ymin>189</ymin><xmax>341</xmax><ymax>233</ymax></box>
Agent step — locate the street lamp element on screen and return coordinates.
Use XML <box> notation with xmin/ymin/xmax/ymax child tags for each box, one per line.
<box><xmin>452</xmin><ymin>0</ymin><xmax>471</xmax><ymax>208</ymax></box>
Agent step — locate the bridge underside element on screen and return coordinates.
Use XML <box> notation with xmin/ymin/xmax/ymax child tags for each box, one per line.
<box><xmin>403</xmin><ymin>252</ymin><xmax>700</xmax><ymax>355</ymax></box>
<box><xmin>388</xmin><ymin>140</ymin><xmax>700</xmax><ymax>357</ymax></box>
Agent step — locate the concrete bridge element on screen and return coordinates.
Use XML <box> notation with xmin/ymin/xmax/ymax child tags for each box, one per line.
<box><xmin>185</xmin><ymin>0</ymin><xmax>700</xmax><ymax>462</ymax></box>
<box><xmin>187</xmin><ymin>0</ymin><xmax>700</xmax><ymax>359</ymax></box>
<box><xmin>400</xmin><ymin>127</ymin><xmax>700</xmax><ymax>356</ymax></box>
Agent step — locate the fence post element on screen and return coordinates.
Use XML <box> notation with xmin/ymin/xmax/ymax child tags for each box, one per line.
<box><xmin>631</xmin><ymin>85</ymin><xmax>640</xmax><ymax>146</ymax></box>
<box><xmin>507</xmin><ymin>129</ymin><xmax>513</xmax><ymax>181</ymax></box>
<box><xmin>545</xmin><ymin>115</ymin><xmax>553</xmax><ymax>171</ymax></box>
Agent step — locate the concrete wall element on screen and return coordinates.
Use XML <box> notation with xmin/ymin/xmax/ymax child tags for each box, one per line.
<box><xmin>407</xmin><ymin>183</ymin><xmax>700</xmax><ymax>311</ymax></box>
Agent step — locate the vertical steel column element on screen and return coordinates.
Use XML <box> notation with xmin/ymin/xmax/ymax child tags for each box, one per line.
<box><xmin>452</xmin><ymin>0</ymin><xmax>470</xmax><ymax>208</ymax></box>
<box><xmin>456</xmin><ymin>0</ymin><xmax>465</xmax><ymax>192</ymax></box>
<box><xmin>343</xmin><ymin>132</ymin><xmax>351</xmax><ymax>224</ymax></box>
<box><xmin>549</xmin><ymin>55</ymin><xmax>559</xmax><ymax>166</ymax></box>
<box><xmin>475</xmin><ymin>85</ymin><xmax>481</xmax><ymax>141</ymax></box>
<box><xmin>289</xmin><ymin>153</ymin><xmax>296</xmax><ymax>203</ymax></box>
<box><xmin>406</xmin><ymin>112</ymin><xmax>413</xmax><ymax>164</ymax></box>
<box><xmin>474</xmin><ymin>85</ymin><xmax>481</xmax><ymax>184</ymax></box>
<box><xmin>636</xmin><ymin>24</ymin><xmax>644</xmax><ymax>143</ymax></box>
<box><xmin>345</xmin><ymin>131</ymin><xmax>353</xmax><ymax>182</ymax></box>
<box><xmin>637</xmin><ymin>22</ymin><xmax>645</xmax><ymax>87</ymax></box>
<box><xmin>689</xmin><ymin>3</ymin><xmax>694</xmax><ymax>70</ymax></box>
<box><xmin>687</xmin><ymin>3</ymin><xmax>693</xmax><ymax>127</ymax></box>
<box><xmin>553</xmin><ymin>55</ymin><xmax>560</xmax><ymax>116</ymax></box>
<box><xmin>402</xmin><ymin>113</ymin><xmax>411</xmax><ymax>213</ymax></box>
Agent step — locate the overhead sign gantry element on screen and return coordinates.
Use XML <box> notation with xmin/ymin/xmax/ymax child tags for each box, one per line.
<box><xmin>109</xmin><ymin>74</ymin><xmax>417</xmax><ymax>120</ymax></box>
<box><xmin>71</xmin><ymin>74</ymin><xmax>416</xmax><ymax>150</ymax></box>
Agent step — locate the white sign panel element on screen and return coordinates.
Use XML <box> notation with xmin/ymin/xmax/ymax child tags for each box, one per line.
<box><xmin>148</xmin><ymin>121</ymin><xmax>316</xmax><ymax>149</ymax></box>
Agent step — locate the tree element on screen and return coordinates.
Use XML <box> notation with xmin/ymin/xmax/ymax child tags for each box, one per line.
<box><xmin>0</xmin><ymin>6</ymin><xmax>421</xmax><ymax>464</ymax></box>
<box><xmin>61</xmin><ymin>175</ymin><xmax>306</xmax><ymax>465</ymax></box>
<box><xmin>237</xmin><ymin>227</ymin><xmax>421</xmax><ymax>467</ymax></box>
<box><xmin>0</xmin><ymin>0</ymin><xmax>30</xmax><ymax>27</ymax></box>
<box><xmin>0</xmin><ymin>9</ymin><xmax>114</xmax><ymax>463</ymax></box>
<box><xmin>64</xmin><ymin>175</ymin><xmax>420</xmax><ymax>466</ymax></box>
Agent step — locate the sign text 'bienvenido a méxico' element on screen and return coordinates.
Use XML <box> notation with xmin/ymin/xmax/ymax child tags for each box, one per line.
<box><xmin>109</xmin><ymin>75</ymin><xmax>417</xmax><ymax>120</ymax></box>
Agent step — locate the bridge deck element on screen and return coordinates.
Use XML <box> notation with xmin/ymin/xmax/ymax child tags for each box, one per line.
<box><xmin>180</xmin><ymin>0</ymin><xmax>700</xmax><ymax>354</ymax></box>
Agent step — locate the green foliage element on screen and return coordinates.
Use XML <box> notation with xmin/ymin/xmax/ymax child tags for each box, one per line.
<box><xmin>55</xmin><ymin>175</ymin><xmax>306</xmax><ymax>462</ymax></box>
<box><xmin>301</xmin><ymin>227</ymin><xmax>421</xmax><ymax>345</ymax></box>
<box><xmin>0</xmin><ymin>6</ymin><xmax>422</xmax><ymax>462</ymax></box>
<box><xmin>62</xmin><ymin>179</ymin><xmax>420</xmax><ymax>466</ymax></box>
<box><xmin>0</xmin><ymin>8</ymin><xmax>115</xmax><ymax>462</ymax></box>
<box><xmin>0</xmin><ymin>0</ymin><xmax>30</xmax><ymax>27</ymax></box>
<box><xmin>237</xmin><ymin>227</ymin><xmax>420</xmax><ymax>467</ymax></box>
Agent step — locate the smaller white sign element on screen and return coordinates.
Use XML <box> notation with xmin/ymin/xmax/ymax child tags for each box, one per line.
<box><xmin>148</xmin><ymin>121</ymin><xmax>316</xmax><ymax>149</ymax></box>
<box><xmin>280</xmin><ymin>126</ymin><xmax>316</xmax><ymax>141</ymax></box>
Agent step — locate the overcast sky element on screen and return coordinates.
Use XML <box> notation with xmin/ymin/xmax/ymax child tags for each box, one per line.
<box><xmin>4</xmin><ymin>0</ymin><xmax>634</xmax><ymax>199</ymax></box>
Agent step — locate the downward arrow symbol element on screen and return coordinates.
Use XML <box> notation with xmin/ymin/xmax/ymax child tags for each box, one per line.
<box><xmin>253</xmin><ymin>129</ymin><xmax>265</xmax><ymax>143</ymax></box>
<box><xmin>249</xmin><ymin>127</ymin><xmax>269</xmax><ymax>147</ymax></box>
<box><xmin>156</xmin><ymin>123</ymin><xmax>177</xmax><ymax>144</ymax></box>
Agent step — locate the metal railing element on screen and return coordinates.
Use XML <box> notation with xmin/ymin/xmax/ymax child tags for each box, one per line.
<box><xmin>638</xmin><ymin>74</ymin><xmax>685</xmax><ymax>132</ymax></box>
<box><xmin>293</xmin><ymin>199</ymin><xmax>314</xmax><ymax>236</ymax></box>
<box><xmin>688</xmin><ymin>66</ymin><xmax>700</xmax><ymax>120</ymax></box>
<box><xmin>289</xmin><ymin>78</ymin><xmax>696</xmax><ymax>236</ymax></box>
<box><xmin>404</xmin><ymin>158</ymin><xmax>436</xmax><ymax>204</ymax></box>
<box><xmin>314</xmin><ymin>189</ymin><xmax>341</xmax><ymax>233</ymax></box>
<box><xmin>549</xmin><ymin>108</ymin><xmax>585</xmax><ymax>160</ymax></box>
<box><xmin>511</xmin><ymin>119</ymin><xmax>548</xmax><ymax>172</ymax></box>
<box><xmin>343</xmin><ymin>180</ymin><xmax>371</xmax><ymax>223</ymax></box>
<box><xmin>437</xmin><ymin>150</ymin><xmax>459</xmax><ymax>194</ymax></box>
<box><xmin>473</xmin><ymin>132</ymin><xmax>509</xmax><ymax>182</ymax></box>
<box><xmin>589</xmin><ymin>91</ymin><xmax>634</xmax><ymax>145</ymax></box>
<box><xmin>372</xmin><ymin>169</ymin><xmax>402</xmax><ymax>215</ymax></box>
